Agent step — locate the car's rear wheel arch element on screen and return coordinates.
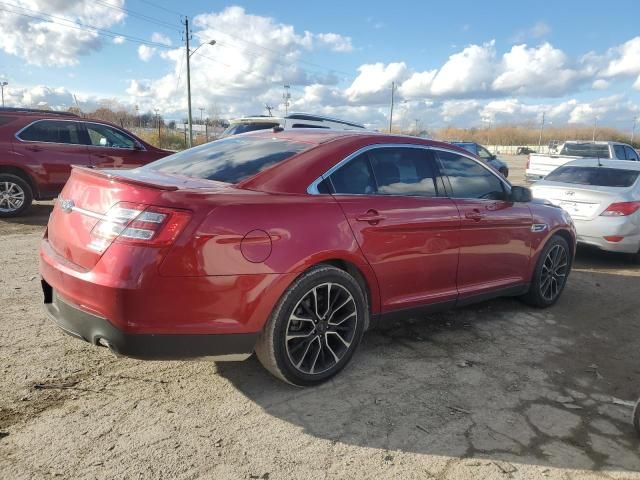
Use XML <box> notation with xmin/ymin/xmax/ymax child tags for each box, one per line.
<box><xmin>0</xmin><ymin>166</ymin><xmax>38</xmax><ymax>198</ymax></box>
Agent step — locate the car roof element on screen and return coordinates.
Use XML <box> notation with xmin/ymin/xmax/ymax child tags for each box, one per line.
<box><xmin>562</xmin><ymin>158</ymin><xmax>640</xmax><ymax>171</ymax></box>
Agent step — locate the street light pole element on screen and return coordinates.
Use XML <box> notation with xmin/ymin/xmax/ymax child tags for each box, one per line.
<box><xmin>183</xmin><ymin>16</ymin><xmax>215</xmax><ymax>148</ymax></box>
<box><xmin>632</xmin><ymin>117</ymin><xmax>638</xmax><ymax>145</ymax></box>
<box><xmin>538</xmin><ymin>112</ymin><xmax>545</xmax><ymax>149</ymax></box>
<box><xmin>1</xmin><ymin>81</ymin><xmax>7</xmax><ymax>108</ymax></box>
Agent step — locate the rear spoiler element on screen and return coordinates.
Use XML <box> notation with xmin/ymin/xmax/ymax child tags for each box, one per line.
<box><xmin>71</xmin><ymin>165</ymin><xmax>179</xmax><ymax>191</ymax></box>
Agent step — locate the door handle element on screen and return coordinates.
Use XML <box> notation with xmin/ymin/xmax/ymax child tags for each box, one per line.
<box><xmin>25</xmin><ymin>146</ymin><xmax>43</xmax><ymax>152</ymax></box>
<box><xmin>356</xmin><ymin>209</ymin><xmax>386</xmax><ymax>225</ymax></box>
<box><xmin>465</xmin><ymin>209</ymin><xmax>485</xmax><ymax>221</ymax></box>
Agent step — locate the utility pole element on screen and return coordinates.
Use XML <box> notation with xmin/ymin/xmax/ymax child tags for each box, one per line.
<box><xmin>388</xmin><ymin>82</ymin><xmax>395</xmax><ymax>133</ymax></box>
<box><xmin>282</xmin><ymin>85</ymin><xmax>291</xmax><ymax>116</ymax></box>
<box><xmin>538</xmin><ymin>112</ymin><xmax>545</xmax><ymax>149</ymax></box>
<box><xmin>135</xmin><ymin>104</ymin><xmax>139</xmax><ymax>128</ymax></box>
<box><xmin>155</xmin><ymin>109</ymin><xmax>160</xmax><ymax>147</ymax></box>
<box><xmin>265</xmin><ymin>104</ymin><xmax>274</xmax><ymax>116</ymax></box>
<box><xmin>414</xmin><ymin>118</ymin><xmax>419</xmax><ymax>135</ymax></box>
<box><xmin>592</xmin><ymin>117</ymin><xmax>597</xmax><ymax>141</ymax></box>
<box><xmin>1</xmin><ymin>81</ymin><xmax>7</xmax><ymax>108</ymax></box>
<box><xmin>183</xmin><ymin>17</ymin><xmax>194</xmax><ymax>148</ymax></box>
<box><xmin>632</xmin><ymin>117</ymin><xmax>638</xmax><ymax>145</ymax></box>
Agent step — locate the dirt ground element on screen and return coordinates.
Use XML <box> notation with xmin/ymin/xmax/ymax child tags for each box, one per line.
<box><xmin>1</xmin><ymin>155</ymin><xmax>639</xmax><ymax>480</ymax></box>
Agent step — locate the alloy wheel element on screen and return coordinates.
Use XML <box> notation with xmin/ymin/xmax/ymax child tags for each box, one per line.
<box><xmin>540</xmin><ymin>244</ymin><xmax>568</xmax><ymax>301</ymax></box>
<box><xmin>285</xmin><ymin>282</ymin><xmax>358</xmax><ymax>375</ymax></box>
<box><xmin>0</xmin><ymin>181</ymin><xmax>25</xmax><ymax>213</ymax></box>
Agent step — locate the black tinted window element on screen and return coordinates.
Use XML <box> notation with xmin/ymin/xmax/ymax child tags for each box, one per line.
<box><xmin>437</xmin><ymin>151</ymin><xmax>505</xmax><ymax>199</ymax></box>
<box><xmin>614</xmin><ymin>145</ymin><xmax>626</xmax><ymax>160</ymax></box>
<box><xmin>369</xmin><ymin>147</ymin><xmax>439</xmax><ymax>197</ymax></box>
<box><xmin>545</xmin><ymin>166</ymin><xmax>639</xmax><ymax>187</ymax></box>
<box><xmin>223</xmin><ymin>123</ymin><xmax>278</xmax><ymax>136</ymax></box>
<box><xmin>86</xmin><ymin>123</ymin><xmax>135</xmax><ymax>148</ymax></box>
<box><xmin>19</xmin><ymin>120</ymin><xmax>83</xmax><ymax>144</ymax></box>
<box><xmin>330</xmin><ymin>153</ymin><xmax>376</xmax><ymax>194</ymax></box>
<box><xmin>624</xmin><ymin>146</ymin><xmax>639</xmax><ymax>161</ymax></box>
<box><xmin>147</xmin><ymin>136</ymin><xmax>311</xmax><ymax>183</ymax></box>
<box><xmin>560</xmin><ymin>143</ymin><xmax>610</xmax><ymax>158</ymax></box>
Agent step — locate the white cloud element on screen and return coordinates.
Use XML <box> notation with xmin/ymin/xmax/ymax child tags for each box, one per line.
<box><xmin>430</xmin><ymin>41</ymin><xmax>496</xmax><ymax>96</ymax></box>
<box><xmin>138</xmin><ymin>45</ymin><xmax>156</xmax><ymax>62</ymax></box>
<box><xmin>345</xmin><ymin>62</ymin><xmax>407</xmax><ymax>104</ymax></box>
<box><xmin>601</xmin><ymin>36</ymin><xmax>640</xmax><ymax>89</ymax></box>
<box><xmin>315</xmin><ymin>33</ymin><xmax>353</xmax><ymax>52</ymax></box>
<box><xmin>113</xmin><ymin>35</ymin><xmax>126</xmax><ymax>45</ymax></box>
<box><xmin>513</xmin><ymin>21</ymin><xmax>552</xmax><ymax>42</ymax></box>
<box><xmin>0</xmin><ymin>0</ymin><xmax>125</xmax><ymax>66</ymax></box>
<box><xmin>151</xmin><ymin>32</ymin><xmax>173</xmax><ymax>47</ymax></box>
<box><xmin>592</xmin><ymin>79</ymin><xmax>610</xmax><ymax>90</ymax></box>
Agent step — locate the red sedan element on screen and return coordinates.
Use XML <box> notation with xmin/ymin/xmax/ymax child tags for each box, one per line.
<box><xmin>40</xmin><ymin>130</ymin><xmax>576</xmax><ymax>386</ymax></box>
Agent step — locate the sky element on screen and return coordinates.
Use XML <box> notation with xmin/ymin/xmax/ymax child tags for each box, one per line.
<box><xmin>1</xmin><ymin>0</ymin><xmax>640</xmax><ymax>132</ymax></box>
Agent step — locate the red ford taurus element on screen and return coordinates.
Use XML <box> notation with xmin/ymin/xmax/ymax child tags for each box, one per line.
<box><xmin>40</xmin><ymin>130</ymin><xmax>576</xmax><ymax>386</ymax></box>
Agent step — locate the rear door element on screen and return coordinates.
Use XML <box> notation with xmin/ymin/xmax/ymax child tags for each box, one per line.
<box><xmin>327</xmin><ymin>146</ymin><xmax>461</xmax><ymax>312</ymax></box>
<box><xmin>84</xmin><ymin>122</ymin><xmax>145</xmax><ymax>168</ymax></box>
<box><xmin>436</xmin><ymin>150</ymin><xmax>532</xmax><ymax>298</ymax></box>
<box><xmin>624</xmin><ymin>146</ymin><xmax>640</xmax><ymax>162</ymax></box>
<box><xmin>13</xmin><ymin>119</ymin><xmax>90</xmax><ymax>195</ymax></box>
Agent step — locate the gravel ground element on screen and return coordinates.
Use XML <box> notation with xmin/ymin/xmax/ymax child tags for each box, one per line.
<box><xmin>1</xmin><ymin>156</ymin><xmax>639</xmax><ymax>479</ymax></box>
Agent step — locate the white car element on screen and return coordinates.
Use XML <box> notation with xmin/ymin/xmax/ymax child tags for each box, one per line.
<box><xmin>531</xmin><ymin>159</ymin><xmax>640</xmax><ymax>262</ymax></box>
<box><xmin>223</xmin><ymin>113</ymin><xmax>366</xmax><ymax>136</ymax></box>
<box><xmin>525</xmin><ymin>141</ymin><xmax>640</xmax><ymax>182</ymax></box>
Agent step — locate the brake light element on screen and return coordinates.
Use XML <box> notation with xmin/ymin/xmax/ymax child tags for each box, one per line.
<box><xmin>89</xmin><ymin>202</ymin><xmax>190</xmax><ymax>252</ymax></box>
<box><xmin>600</xmin><ymin>201</ymin><xmax>640</xmax><ymax>217</ymax></box>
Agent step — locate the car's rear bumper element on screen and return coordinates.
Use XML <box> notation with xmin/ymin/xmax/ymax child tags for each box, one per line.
<box><xmin>43</xmin><ymin>282</ymin><xmax>257</xmax><ymax>360</ymax></box>
<box><xmin>574</xmin><ymin>217</ymin><xmax>640</xmax><ymax>254</ymax></box>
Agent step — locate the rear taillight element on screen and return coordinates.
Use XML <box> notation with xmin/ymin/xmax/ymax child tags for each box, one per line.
<box><xmin>600</xmin><ymin>201</ymin><xmax>640</xmax><ymax>217</ymax></box>
<box><xmin>89</xmin><ymin>202</ymin><xmax>190</xmax><ymax>253</ymax></box>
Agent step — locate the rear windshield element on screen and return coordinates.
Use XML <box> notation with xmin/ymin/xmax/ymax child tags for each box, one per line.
<box><xmin>559</xmin><ymin>143</ymin><xmax>610</xmax><ymax>158</ymax></box>
<box><xmin>545</xmin><ymin>166</ymin><xmax>640</xmax><ymax>187</ymax></box>
<box><xmin>223</xmin><ymin>123</ymin><xmax>279</xmax><ymax>136</ymax></box>
<box><xmin>146</xmin><ymin>136</ymin><xmax>312</xmax><ymax>183</ymax></box>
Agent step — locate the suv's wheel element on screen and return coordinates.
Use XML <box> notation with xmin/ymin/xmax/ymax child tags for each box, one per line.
<box><xmin>0</xmin><ymin>174</ymin><xmax>33</xmax><ymax>218</ymax></box>
<box><xmin>255</xmin><ymin>265</ymin><xmax>367</xmax><ymax>386</ymax></box>
<box><xmin>520</xmin><ymin>235</ymin><xmax>571</xmax><ymax>308</ymax></box>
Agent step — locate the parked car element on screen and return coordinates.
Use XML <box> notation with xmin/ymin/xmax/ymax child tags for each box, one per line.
<box><xmin>222</xmin><ymin>112</ymin><xmax>366</xmax><ymax>136</ymax></box>
<box><xmin>449</xmin><ymin>141</ymin><xmax>509</xmax><ymax>177</ymax></box>
<box><xmin>40</xmin><ymin>130</ymin><xmax>576</xmax><ymax>386</ymax></box>
<box><xmin>531</xmin><ymin>159</ymin><xmax>640</xmax><ymax>262</ymax></box>
<box><xmin>525</xmin><ymin>141</ymin><xmax>639</xmax><ymax>182</ymax></box>
<box><xmin>517</xmin><ymin>146</ymin><xmax>536</xmax><ymax>155</ymax></box>
<box><xmin>0</xmin><ymin>107</ymin><xmax>171</xmax><ymax>217</ymax></box>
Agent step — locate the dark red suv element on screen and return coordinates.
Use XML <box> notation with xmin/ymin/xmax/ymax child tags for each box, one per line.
<box><xmin>0</xmin><ymin>108</ymin><xmax>171</xmax><ymax>217</ymax></box>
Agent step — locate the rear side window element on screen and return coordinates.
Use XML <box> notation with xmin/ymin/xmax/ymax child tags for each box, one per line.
<box><xmin>437</xmin><ymin>151</ymin><xmax>505</xmax><ymax>199</ymax></box>
<box><xmin>560</xmin><ymin>143</ymin><xmax>610</xmax><ymax>158</ymax></box>
<box><xmin>85</xmin><ymin>123</ymin><xmax>135</xmax><ymax>149</ymax></box>
<box><xmin>368</xmin><ymin>147</ymin><xmax>439</xmax><ymax>197</ymax></box>
<box><xmin>614</xmin><ymin>145</ymin><xmax>626</xmax><ymax>160</ymax></box>
<box><xmin>545</xmin><ymin>166</ymin><xmax>639</xmax><ymax>187</ymax></box>
<box><xmin>147</xmin><ymin>136</ymin><xmax>312</xmax><ymax>183</ymax></box>
<box><xmin>18</xmin><ymin>120</ymin><xmax>83</xmax><ymax>144</ymax></box>
<box><xmin>330</xmin><ymin>153</ymin><xmax>376</xmax><ymax>194</ymax></box>
<box><xmin>624</xmin><ymin>146</ymin><xmax>639</xmax><ymax>161</ymax></box>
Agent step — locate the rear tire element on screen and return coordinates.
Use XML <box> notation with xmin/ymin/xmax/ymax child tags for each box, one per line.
<box><xmin>0</xmin><ymin>174</ymin><xmax>33</xmax><ymax>218</ymax></box>
<box><xmin>255</xmin><ymin>265</ymin><xmax>367</xmax><ymax>386</ymax></box>
<box><xmin>520</xmin><ymin>235</ymin><xmax>571</xmax><ymax>308</ymax></box>
<box><xmin>633</xmin><ymin>397</ymin><xmax>640</xmax><ymax>436</ymax></box>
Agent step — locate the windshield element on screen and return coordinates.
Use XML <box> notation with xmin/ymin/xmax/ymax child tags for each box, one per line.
<box><xmin>146</xmin><ymin>136</ymin><xmax>312</xmax><ymax>183</ymax></box>
<box><xmin>545</xmin><ymin>166</ymin><xmax>639</xmax><ymax>187</ymax></box>
<box><xmin>559</xmin><ymin>143</ymin><xmax>610</xmax><ymax>158</ymax></box>
<box><xmin>223</xmin><ymin>122</ymin><xmax>279</xmax><ymax>136</ymax></box>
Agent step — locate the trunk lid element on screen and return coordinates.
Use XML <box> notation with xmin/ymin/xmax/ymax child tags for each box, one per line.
<box><xmin>47</xmin><ymin>167</ymin><xmax>228</xmax><ymax>270</ymax></box>
<box><xmin>531</xmin><ymin>182</ymin><xmax>630</xmax><ymax>220</ymax></box>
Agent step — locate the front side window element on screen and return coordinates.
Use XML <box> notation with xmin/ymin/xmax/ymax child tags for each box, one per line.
<box><xmin>437</xmin><ymin>151</ymin><xmax>505</xmax><ymax>199</ymax></box>
<box><xmin>86</xmin><ymin>123</ymin><xmax>135</xmax><ymax>149</ymax></box>
<box><xmin>148</xmin><ymin>136</ymin><xmax>312</xmax><ymax>184</ymax></box>
<box><xmin>624</xmin><ymin>146</ymin><xmax>639</xmax><ymax>161</ymax></box>
<box><xmin>18</xmin><ymin>120</ymin><xmax>83</xmax><ymax>145</ymax></box>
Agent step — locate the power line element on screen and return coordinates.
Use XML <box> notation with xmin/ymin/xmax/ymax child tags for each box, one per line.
<box><xmin>92</xmin><ymin>0</ymin><xmax>179</xmax><ymax>32</ymax></box>
<box><xmin>135</xmin><ymin>0</ymin><xmax>185</xmax><ymax>17</ymax></box>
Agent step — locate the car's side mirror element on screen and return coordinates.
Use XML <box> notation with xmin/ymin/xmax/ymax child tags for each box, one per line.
<box><xmin>509</xmin><ymin>186</ymin><xmax>532</xmax><ymax>203</ymax></box>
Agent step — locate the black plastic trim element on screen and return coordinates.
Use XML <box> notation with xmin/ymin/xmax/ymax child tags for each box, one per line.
<box><xmin>43</xmin><ymin>283</ymin><xmax>257</xmax><ymax>360</ymax></box>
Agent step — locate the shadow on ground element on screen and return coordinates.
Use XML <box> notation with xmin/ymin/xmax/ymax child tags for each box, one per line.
<box><xmin>216</xmin><ymin>260</ymin><xmax>640</xmax><ymax>474</ymax></box>
<box><xmin>0</xmin><ymin>202</ymin><xmax>52</xmax><ymax>234</ymax></box>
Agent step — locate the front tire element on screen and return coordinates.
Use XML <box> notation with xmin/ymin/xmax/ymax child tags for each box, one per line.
<box><xmin>520</xmin><ymin>235</ymin><xmax>571</xmax><ymax>308</ymax></box>
<box><xmin>255</xmin><ymin>265</ymin><xmax>367</xmax><ymax>386</ymax></box>
<box><xmin>0</xmin><ymin>174</ymin><xmax>33</xmax><ymax>218</ymax></box>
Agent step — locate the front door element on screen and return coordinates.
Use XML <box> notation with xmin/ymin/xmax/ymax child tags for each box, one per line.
<box><xmin>435</xmin><ymin>150</ymin><xmax>532</xmax><ymax>298</ymax></box>
<box><xmin>327</xmin><ymin>146</ymin><xmax>461</xmax><ymax>313</ymax></box>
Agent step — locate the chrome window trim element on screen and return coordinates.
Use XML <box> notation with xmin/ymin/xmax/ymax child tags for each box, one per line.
<box><xmin>306</xmin><ymin>143</ymin><xmax>511</xmax><ymax>198</ymax></box>
<box><xmin>14</xmin><ymin>118</ymin><xmax>145</xmax><ymax>151</ymax></box>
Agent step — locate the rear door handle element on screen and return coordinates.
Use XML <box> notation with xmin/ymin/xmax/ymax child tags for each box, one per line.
<box><xmin>465</xmin><ymin>209</ymin><xmax>485</xmax><ymax>221</ymax></box>
<box><xmin>26</xmin><ymin>146</ymin><xmax>43</xmax><ymax>152</ymax></box>
<box><xmin>356</xmin><ymin>210</ymin><xmax>386</xmax><ymax>225</ymax></box>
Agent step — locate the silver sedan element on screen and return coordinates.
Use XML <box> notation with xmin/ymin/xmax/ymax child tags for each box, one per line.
<box><xmin>531</xmin><ymin>159</ymin><xmax>640</xmax><ymax>261</ymax></box>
